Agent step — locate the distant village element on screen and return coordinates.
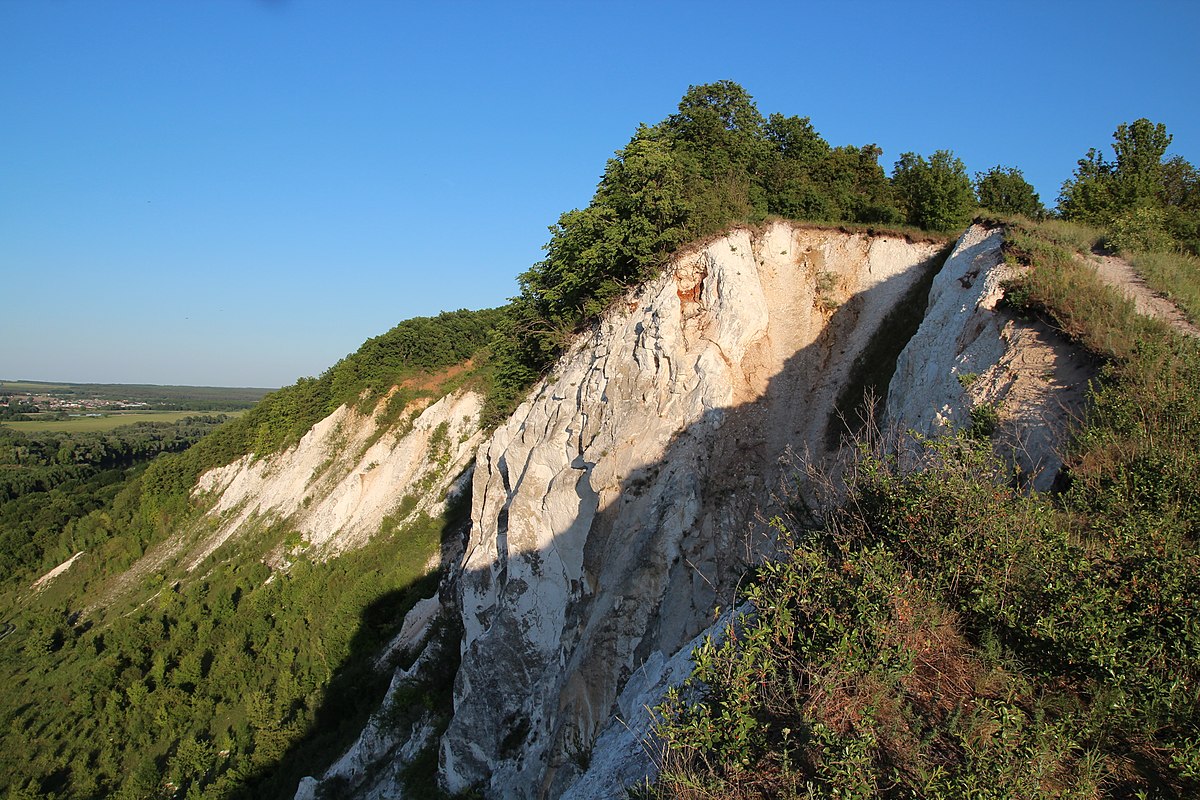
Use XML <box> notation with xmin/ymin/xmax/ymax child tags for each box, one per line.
<box><xmin>0</xmin><ymin>382</ymin><xmax>266</xmax><ymax>421</ymax></box>
<box><xmin>0</xmin><ymin>392</ymin><xmax>151</xmax><ymax>419</ymax></box>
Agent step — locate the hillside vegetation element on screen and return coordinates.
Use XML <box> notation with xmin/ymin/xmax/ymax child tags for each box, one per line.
<box><xmin>647</xmin><ymin>218</ymin><xmax>1200</xmax><ymax>798</ymax></box>
<box><xmin>0</xmin><ymin>417</ymin><xmax>232</xmax><ymax>585</ymax></box>
<box><xmin>0</xmin><ymin>311</ymin><xmax>499</xmax><ymax>800</ymax></box>
<box><xmin>136</xmin><ymin>307</ymin><xmax>503</xmax><ymax>513</ymax></box>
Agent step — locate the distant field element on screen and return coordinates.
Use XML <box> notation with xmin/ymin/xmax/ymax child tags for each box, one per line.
<box><xmin>0</xmin><ymin>410</ymin><xmax>243</xmax><ymax>433</ymax></box>
<box><xmin>0</xmin><ymin>381</ymin><xmax>71</xmax><ymax>392</ymax></box>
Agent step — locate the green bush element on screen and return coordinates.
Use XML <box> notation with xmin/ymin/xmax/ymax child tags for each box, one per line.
<box><xmin>975</xmin><ymin>165</ymin><xmax>1044</xmax><ymax>219</ymax></box>
<box><xmin>1106</xmin><ymin>205</ymin><xmax>1174</xmax><ymax>253</ymax></box>
<box><xmin>891</xmin><ymin>150</ymin><xmax>975</xmax><ymax>231</ymax></box>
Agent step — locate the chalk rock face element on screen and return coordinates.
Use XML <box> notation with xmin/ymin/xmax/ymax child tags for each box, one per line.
<box><xmin>442</xmin><ymin>222</ymin><xmax>944</xmax><ymax>796</ymax></box>
<box><xmin>304</xmin><ymin>599</ymin><xmax>449</xmax><ymax>800</ymax></box>
<box><xmin>885</xmin><ymin>225</ymin><xmax>1091</xmax><ymax>488</ymax></box>
<box><xmin>194</xmin><ymin>388</ymin><xmax>484</xmax><ymax>562</ymax></box>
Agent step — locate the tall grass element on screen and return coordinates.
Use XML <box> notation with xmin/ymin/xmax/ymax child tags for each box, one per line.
<box><xmin>1014</xmin><ymin>215</ymin><xmax>1200</xmax><ymax>326</ymax></box>
<box><xmin>1022</xmin><ymin>217</ymin><xmax>1106</xmax><ymax>255</ymax></box>
<box><xmin>1002</xmin><ymin>222</ymin><xmax>1169</xmax><ymax>360</ymax></box>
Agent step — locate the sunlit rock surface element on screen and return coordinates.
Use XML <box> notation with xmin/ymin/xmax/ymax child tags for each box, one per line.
<box><xmin>443</xmin><ymin>222</ymin><xmax>943</xmax><ymax>796</ymax></box>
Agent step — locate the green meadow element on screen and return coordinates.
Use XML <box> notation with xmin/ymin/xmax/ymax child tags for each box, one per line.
<box><xmin>1</xmin><ymin>410</ymin><xmax>243</xmax><ymax>433</ymax></box>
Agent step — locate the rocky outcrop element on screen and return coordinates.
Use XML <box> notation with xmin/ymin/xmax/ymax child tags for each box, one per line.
<box><xmin>194</xmin><ymin>388</ymin><xmax>484</xmax><ymax>563</ymax></box>
<box><xmin>298</xmin><ymin>599</ymin><xmax>451</xmax><ymax>800</ymax></box>
<box><xmin>295</xmin><ymin>223</ymin><xmax>1097</xmax><ymax>800</ymax></box>
<box><xmin>885</xmin><ymin>225</ymin><xmax>1093</xmax><ymax>489</ymax></box>
<box><xmin>442</xmin><ymin>222</ymin><xmax>945</xmax><ymax>796</ymax></box>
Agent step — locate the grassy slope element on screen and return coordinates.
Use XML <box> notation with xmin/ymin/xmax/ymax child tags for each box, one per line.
<box><xmin>648</xmin><ymin>218</ymin><xmax>1200</xmax><ymax>799</ymax></box>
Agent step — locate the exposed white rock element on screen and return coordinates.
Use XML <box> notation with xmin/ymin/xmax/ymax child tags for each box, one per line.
<box><xmin>559</xmin><ymin>607</ymin><xmax>738</xmax><ymax>800</ymax></box>
<box><xmin>192</xmin><ymin>388</ymin><xmax>484</xmax><ymax>565</ymax></box>
<box><xmin>31</xmin><ymin>551</ymin><xmax>85</xmax><ymax>592</ymax></box>
<box><xmin>374</xmin><ymin>594</ymin><xmax>441</xmax><ymax>670</ymax></box>
<box><xmin>442</xmin><ymin>222</ymin><xmax>945</xmax><ymax>797</ymax></box>
<box><xmin>277</xmin><ymin>222</ymin><xmax>1105</xmax><ymax>800</ymax></box>
<box><xmin>885</xmin><ymin>224</ymin><xmax>1092</xmax><ymax>489</ymax></box>
<box><xmin>296</xmin><ymin>599</ymin><xmax>450</xmax><ymax>800</ymax></box>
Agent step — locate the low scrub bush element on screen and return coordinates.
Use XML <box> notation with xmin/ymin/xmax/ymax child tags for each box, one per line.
<box><xmin>652</xmin><ymin>421</ymin><xmax>1200</xmax><ymax>797</ymax></box>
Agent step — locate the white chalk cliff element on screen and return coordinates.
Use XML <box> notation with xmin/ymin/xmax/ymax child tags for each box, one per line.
<box><xmin>290</xmin><ymin>222</ymin><xmax>1085</xmax><ymax>798</ymax></box>
<box><xmin>194</xmin><ymin>388</ymin><xmax>484</xmax><ymax>562</ymax></box>
<box><xmin>885</xmin><ymin>225</ymin><xmax>1092</xmax><ymax>490</ymax></box>
<box><xmin>443</xmin><ymin>222</ymin><xmax>944</xmax><ymax>795</ymax></box>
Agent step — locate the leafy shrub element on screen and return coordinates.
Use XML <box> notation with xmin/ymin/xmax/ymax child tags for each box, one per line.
<box><xmin>967</xmin><ymin>402</ymin><xmax>999</xmax><ymax>439</ymax></box>
<box><xmin>891</xmin><ymin>150</ymin><xmax>975</xmax><ymax>231</ymax></box>
<box><xmin>1106</xmin><ymin>205</ymin><xmax>1174</xmax><ymax>253</ymax></box>
<box><xmin>654</xmin><ymin>414</ymin><xmax>1200</xmax><ymax>797</ymax></box>
<box><xmin>975</xmin><ymin>165</ymin><xmax>1044</xmax><ymax>219</ymax></box>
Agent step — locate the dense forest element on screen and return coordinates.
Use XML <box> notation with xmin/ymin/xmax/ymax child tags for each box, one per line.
<box><xmin>1</xmin><ymin>81</ymin><xmax>1199</xmax><ymax>799</ymax></box>
<box><xmin>0</xmin><ymin>418</ymin><xmax>231</xmax><ymax>585</ymax></box>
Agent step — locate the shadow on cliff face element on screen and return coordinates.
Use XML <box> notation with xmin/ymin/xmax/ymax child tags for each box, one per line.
<box><xmin>229</xmin><ymin>477</ymin><xmax>473</xmax><ymax>800</ymax></box>
<box><xmin>265</xmin><ymin>234</ymin><xmax>963</xmax><ymax>799</ymax></box>
<box><xmin>445</xmin><ymin>239</ymin><xmax>958</xmax><ymax>797</ymax></box>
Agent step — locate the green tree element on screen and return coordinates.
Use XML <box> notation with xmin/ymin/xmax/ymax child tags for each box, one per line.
<box><xmin>1160</xmin><ymin>154</ymin><xmax>1200</xmax><ymax>208</ymax></box>
<box><xmin>1160</xmin><ymin>155</ymin><xmax>1200</xmax><ymax>253</ymax></box>
<box><xmin>762</xmin><ymin>113</ymin><xmax>829</xmax><ymax>164</ymax></box>
<box><xmin>665</xmin><ymin>81</ymin><xmax>770</xmax><ymax>230</ymax></box>
<box><xmin>1112</xmin><ymin>117</ymin><xmax>1172</xmax><ymax>208</ymax></box>
<box><xmin>975</xmin><ymin>165</ymin><xmax>1044</xmax><ymax>218</ymax></box>
<box><xmin>1059</xmin><ymin>118</ymin><xmax>1174</xmax><ymax>225</ymax></box>
<box><xmin>1059</xmin><ymin>118</ymin><xmax>1200</xmax><ymax>254</ymax></box>
<box><xmin>664</xmin><ymin>79</ymin><xmax>766</xmax><ymax>172</ymax></box>
<box><xmin>761</xmin><ymin>113</ymin><xmax>835</xmax><ymax>220</ymax></box>
<box><xmin>891</xmin><ymin>149</ymin><xmax>975</xmax><ymax>230</ymax></box>
<box><xmin>1058</xmin><ymin>147</ymin><xmax>1116</xmax><ymax>225</ymax></box>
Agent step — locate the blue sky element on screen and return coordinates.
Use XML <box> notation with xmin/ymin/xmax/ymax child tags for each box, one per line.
<box><xmin>2</xmin><ymin>0</ymin><xmax>1197</xmax><ymax>387</ymax></box>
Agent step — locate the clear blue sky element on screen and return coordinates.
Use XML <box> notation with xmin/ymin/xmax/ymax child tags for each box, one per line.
<box><xmin>3</xmin><ymin>1</ymin><xmax>1197</xmax><ymax>388</ymax></box>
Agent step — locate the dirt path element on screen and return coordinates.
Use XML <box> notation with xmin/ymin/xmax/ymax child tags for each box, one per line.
<box><xmin>1083</xmin><ymin>251</ymin><xmax>1200</xmax><ymax>337</ymax></box>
